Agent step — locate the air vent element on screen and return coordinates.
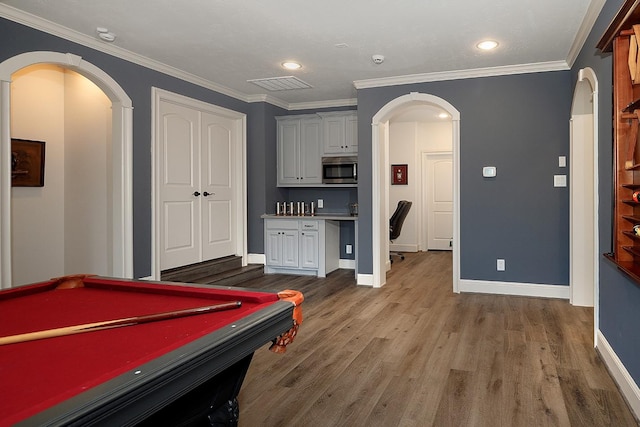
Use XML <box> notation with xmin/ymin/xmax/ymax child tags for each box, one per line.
<box><xmin>247</xmin><ymin>76</ymin><xmax>312</xmax><ymax>91</ymax></box>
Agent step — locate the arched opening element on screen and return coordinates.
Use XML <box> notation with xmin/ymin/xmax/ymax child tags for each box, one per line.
<box><xmin>0</xmin><ymin>51</ymin><xmax>133</xmax><ymax>288</ymax></box>
<box><xmin>570</xmin><ymin>67</ymin><xmax>599</xmax><ymax>339</ymax></box>
<box><xmin>371</xmin><ymin>92</ymin><xmax>460</xmax><ymax>289</ymax></box>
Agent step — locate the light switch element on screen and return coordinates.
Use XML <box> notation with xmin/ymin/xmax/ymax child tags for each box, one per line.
<box><xmin>482</xmin><ymin>166</ymin><xmax>497</xmax><ymax>178</ymax></box>
<box><xmin>559</xmin><ymin>156</ymin><xmax>566</xmax><ymax>167</ymax></box>
<box><xmin>554</xmin><ymin>175</ymin><xmax>567</xmax><ymax>187</ymax></box>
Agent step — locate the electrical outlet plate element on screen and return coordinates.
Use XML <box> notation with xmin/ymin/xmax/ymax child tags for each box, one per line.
<box><xmin>317</xmin><ymin>199</ymin><xmax>324</xmax><ymax>208</ymax></box>
<box><xmin>554</xmin><ymin>175</ymin><xmax>567</xmax><ymax>187</ymax></box>
<box><xmin>346</xmin><ymin>244</ymin><xmax>352</xmax><ymax>254</ymax></box>
<box><xmin>497</xmin><ymin>259</ymin><xmax>505</xmax><ymax>271</ymax></box>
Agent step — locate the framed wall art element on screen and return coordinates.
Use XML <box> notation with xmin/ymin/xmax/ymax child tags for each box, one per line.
<box><xmin>391</xmin><ymin>164</ymin><xmax>408</xmax><ymax>185</ymax></box>
<box><xmin>11</xmin><ymin>138</ymin><xmax>45</xmax><ymax>187</ymax></box>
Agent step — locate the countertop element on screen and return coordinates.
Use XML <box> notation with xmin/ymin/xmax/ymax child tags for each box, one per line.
<box><xmin>261</xmin><ymin>213</ymin><xmax>358</xmax><ymax>221</ymax></box>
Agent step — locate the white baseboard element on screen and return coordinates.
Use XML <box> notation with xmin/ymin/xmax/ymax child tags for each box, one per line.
<box><xmin>357</xmin><ymin>273</ymin><xmax>374</xmax><ymax>286</ymax></box>
<box><xmin>596</xmin><ymin>330</ymin><xmax>640</xmax><ymax>420</ymax></box>
<box><xmin>339</xmin><ymin>259</ymin><xmax>356</xmax><ymax>270</ymax></box>
<box><xmin>458</xmin><ymin>279</ymin><xmax>570</xmax><ymax>299</ymax></box>
<box><xmin>247</xmin><ymin>253</ymin><xmax>266</xmax><ymax>265</ymax></box>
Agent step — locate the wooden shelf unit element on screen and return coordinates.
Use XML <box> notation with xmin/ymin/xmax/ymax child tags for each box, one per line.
<box><xmin>598</xmin><ymin>0</ymin><xmax>640</xmax><ymax>282</ymax></box>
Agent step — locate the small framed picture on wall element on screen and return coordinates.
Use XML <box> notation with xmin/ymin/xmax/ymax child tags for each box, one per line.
<box><xmin>11</xmin><ymin>139</ymin><xmax>45</xmax><ymax>187</ymax></box>
<box><xmin>391</xmin><ymin>164</ymin><xmax>408</xmax><ymax>185</ymax></box>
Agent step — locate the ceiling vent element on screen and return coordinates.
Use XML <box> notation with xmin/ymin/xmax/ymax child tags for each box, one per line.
<box><xmin>247</xmin><ymin>76</ymin><xmax>312</xmax><ymax>91</ymax></box>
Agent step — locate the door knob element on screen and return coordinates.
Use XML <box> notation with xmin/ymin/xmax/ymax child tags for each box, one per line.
<box><xmin>203</xmin><ymin>191</ymin><xmax>212</xmax><ymax>196</ymax></box>
<box><xmin>193</xmin><ymin>191</ymin><xmax>200</xmax><ymax>197</ymax></box>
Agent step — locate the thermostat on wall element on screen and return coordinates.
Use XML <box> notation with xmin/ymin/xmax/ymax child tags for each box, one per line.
<box><xmin>482</xmin><ymin>166</ymin><xmax>497</xmax><ymax>178</ymax></box>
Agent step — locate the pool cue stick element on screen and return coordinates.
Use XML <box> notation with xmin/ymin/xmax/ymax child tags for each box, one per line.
<box><xmin>0</xmin><ymin>301</ymin><xmax>242</xmax><ymax>346</ymax></box>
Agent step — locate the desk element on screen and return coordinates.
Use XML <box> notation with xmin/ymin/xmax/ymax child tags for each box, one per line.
<box><xmin>262</xmin><ymin>214</ymin><xmax>358</xmax><ymax>277</ymax></box>
<box><xmin>0</xmin><ymin>275</ymin><xmax>302</xmax><ymax>426</ymax></box>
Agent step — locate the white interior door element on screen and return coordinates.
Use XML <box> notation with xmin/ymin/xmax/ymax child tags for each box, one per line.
<box><xmin>201</xmin><ymin>112</ymin><xmax>236</xmax><ymax>260</ymax></box>
<box><xmin>159</xmin><ymin>101</ymin><xmax>200</xmax><ymax>269</ymax></box>
<box><xmin>424</xmin><ymin>152</ymin><xmax>453</xmax><ymax>250</ymax></box>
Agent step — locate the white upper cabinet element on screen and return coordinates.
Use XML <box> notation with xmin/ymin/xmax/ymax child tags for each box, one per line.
<box><xmin>319</xmin><ymin>111</ymin><xmax>358</xmax><ymax>155</ymax></box>
<box><xmin>277</xmin><ymin>115</ymin><xmax>322</xmax><ymax>186</ymax></box>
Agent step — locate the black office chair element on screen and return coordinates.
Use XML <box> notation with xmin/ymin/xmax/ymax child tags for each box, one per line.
<box><xmin>389</xmin><ymin>200</ymin><xmax>412</xmax><ymax>261</ymax></box>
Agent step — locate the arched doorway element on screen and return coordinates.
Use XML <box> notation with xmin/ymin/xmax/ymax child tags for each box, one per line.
<box><xmin>0</xmin><ymin>51</ymin><xmax>133</xmax><ymax>287</ymax></box>
<box><xmin>569</xmin><ymin>67</ymin><xmax>599</xmax><ymax>338</ymax></box>
<box><xmin>371</xmin><ymin>92</ymin><xmax>460</xmax><ymax>289</ymax></box>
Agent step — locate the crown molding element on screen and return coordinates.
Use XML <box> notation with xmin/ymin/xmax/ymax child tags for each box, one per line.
<box><xmin>566</xmin><ymin>0</ymin><xmax>607</xmax><ymax>67</ymax></box>
<box><xmin>246</xmin><ymin>93</ymin><xmax>289</xmax><ymax>109</ymax></box>
<box><xmin>354</xmin><ymin>61</ymin><xmax>570</xmax><ymax>89</ymax></box>
<box><xmin>288</xmin><ymin>98</ymin><xmax>358</xmax><ymax>111</ymax></box>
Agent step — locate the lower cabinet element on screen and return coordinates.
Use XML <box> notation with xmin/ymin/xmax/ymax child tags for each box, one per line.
<box><xmin>264</xmin><ymin>218</ymin><xmax>338</xmax><ymax>277</ymax></box>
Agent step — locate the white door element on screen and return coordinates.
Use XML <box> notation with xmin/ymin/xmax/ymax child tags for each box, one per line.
<box><xmin>424</xmin><ymin>153</ymin><xmax>453</xmax><ymax>250</ymax></box>
<box><xmin>158</xmin><ymin>101</ymin><xmax>238</xmax><ymax>270</ymax></box>
<box><xmin>201</xmin><ymin>112</ymin><xmax>236</xmax><ymax>260</ymax></box>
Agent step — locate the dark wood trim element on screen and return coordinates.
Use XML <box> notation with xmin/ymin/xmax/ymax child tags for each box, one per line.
<box><xmin>597</xmin><ymin>0</ymin><xmax>640</xmax><ymax>52</ymax></box>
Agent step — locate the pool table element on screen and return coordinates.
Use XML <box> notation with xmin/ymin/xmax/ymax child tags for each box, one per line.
<box><xmin>0</xmin><ymin>275</ymin><xmax>303</xmax><ymax>426</ymax></box>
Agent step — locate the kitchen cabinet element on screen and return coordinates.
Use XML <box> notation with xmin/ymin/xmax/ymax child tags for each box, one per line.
<box><xmin>263</xmin><ymin>217</ymin><xmax>338</xmax><ymax>277</ymax></box>
<box><xmin>319</xmin><ymin>111</ymin><xmax>358</xmax><ymax>155</ymax></box>
<box><xmin>265</xmin><ymin>228</ymin><xmax>298</xmax><ymax>268</ymax></box>
<box><xmin>276</xmin><ymin>115</ymin><xmax>322</xmax><ymax>186</ymax></box>
<box><xmin>299</xmin><ymin>229</ymin><xmax>319</xmax><ymax>269</ymax></box>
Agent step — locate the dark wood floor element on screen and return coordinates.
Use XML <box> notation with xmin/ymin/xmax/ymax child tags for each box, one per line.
<box><xmin>233</xmin><ymin>252</ymin><xmax>638</xmax><ymax>426</ymax></box>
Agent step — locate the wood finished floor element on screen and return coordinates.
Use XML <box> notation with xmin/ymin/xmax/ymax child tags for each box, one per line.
<box><xmin>233</xmin><ymin>252</ymin><xmax>638</xmax><ymax>427</ymax></box>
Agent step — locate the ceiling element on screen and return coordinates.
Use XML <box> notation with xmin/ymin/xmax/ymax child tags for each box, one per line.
<box><xmin>0</xmin><ymin>0</ymin><xmax>602</xmax><ymax>109</ymax></box>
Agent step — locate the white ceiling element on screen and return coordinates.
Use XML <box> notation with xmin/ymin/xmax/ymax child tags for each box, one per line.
<box><xmin>0</xmin><ymin>0</ymin><xmax>602</xmax><ymax>109</ymax></box>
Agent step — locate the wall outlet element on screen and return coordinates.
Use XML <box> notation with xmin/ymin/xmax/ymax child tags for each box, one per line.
<box><xmin>346</xmin><ymin>244</ymin><xmax>353</xmax><ymax>254</ymax></box>
<box><xmin>554</xmin><ymin>175</ymin><xmax>567</xmax><ymax>187</ymax></box>
<box><xmin>318</xmin><ymin>199</ymin><xmax>324</xmax><ymax>209</ymax></box>
<box><xmin>497</xmin><ymin>259</ymin><xmax>505</xmax><ymax>271</ymax></box>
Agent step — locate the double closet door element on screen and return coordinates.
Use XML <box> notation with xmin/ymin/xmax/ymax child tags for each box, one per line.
<box><xmin>158</xmin><ymin>100</ymin><xmax>237</xmax><ymax>270</ymax></box>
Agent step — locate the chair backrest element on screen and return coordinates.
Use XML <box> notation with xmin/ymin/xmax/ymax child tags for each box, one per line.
<box><xmin>389</xmin><ymin>200</ymin><xmax>412</xmax><ymax>240</ymax></box>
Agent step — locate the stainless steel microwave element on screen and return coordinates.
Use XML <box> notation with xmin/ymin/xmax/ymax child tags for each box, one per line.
<box><xmin>322</xmin><ymin>156</ymin><xmax>357</xmax><ymax>184</ymax></box>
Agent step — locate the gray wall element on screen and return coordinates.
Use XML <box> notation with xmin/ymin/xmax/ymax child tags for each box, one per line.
<box><xmin>572</xmin><ymin>0</ymin><xmax>640</xmax><ymax>386</ymax></box>
<box><xmin>357</xmin><ymin>72</ymin><xmax>572</xmax><ymax>284</ymax></box>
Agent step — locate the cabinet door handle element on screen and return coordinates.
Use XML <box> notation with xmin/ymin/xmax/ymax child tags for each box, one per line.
<box><xmin>193</xmin><ymin>191</ymin><xmax>200</xmax><ymax>197</ymax></box>
<box><xmin>203</xmin><ymin>191</ymin><xmax>213</xmax><ymax>197</ymax></box>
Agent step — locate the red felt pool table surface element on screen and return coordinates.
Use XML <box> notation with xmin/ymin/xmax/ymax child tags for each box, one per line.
<box><xmin>0</xmin><ymin>276</ymin><xmax>283</xmax><ymax>426</ymax></box>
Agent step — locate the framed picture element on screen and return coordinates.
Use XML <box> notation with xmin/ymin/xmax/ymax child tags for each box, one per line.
<box><xmin>391</xmin><ymin>164</ymin><xmax>408</xmax><ymax>185</ymax></box>
<box><xmin>11</xmin><ymin>139</ymin><xmax>45</xmax><ymax>187</ymax></box>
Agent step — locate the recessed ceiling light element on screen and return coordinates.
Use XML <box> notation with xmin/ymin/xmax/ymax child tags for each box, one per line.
<box><xmin>477</xmin><ymin>40</ymin><xmax>498</xmax><ymax>50</ymax></box>
<box><xmin>282</xmin><ymin>61</ymin><xmax>302</xmax><ymax>70</ymax></box>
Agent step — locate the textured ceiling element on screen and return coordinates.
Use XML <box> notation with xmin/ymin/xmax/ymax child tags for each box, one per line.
<box><xmin>0</xmin><ymin>0</ymin><xmax>602</xmax><ymax>107</ymax></box>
